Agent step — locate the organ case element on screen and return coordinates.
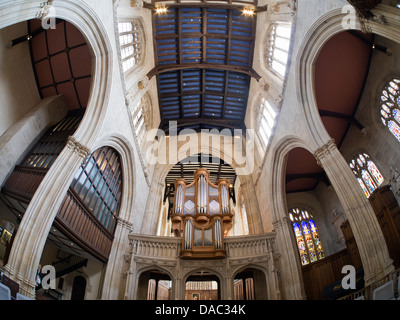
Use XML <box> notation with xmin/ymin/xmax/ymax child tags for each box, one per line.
<box><xmin>171</xmin><ymin>168</ymin><xmax>233</xmax><ymax>259</ymax></box>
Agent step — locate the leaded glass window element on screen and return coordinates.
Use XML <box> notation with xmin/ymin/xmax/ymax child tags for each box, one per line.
<box><xmin>257</xmin><ymin>97</ymin><xmax>277</xmax><ymax>148</ymax></box>
<box><xmin>265</xmin><ymin>22</ymin><xmax>292</xmax><ymax>78</ymax></box>
<box><xmin>132</xmin><ymin>93</ymin><xmax>151</xmax><ymax>145</ymax></box>
<box><xmin>349</xmin><ymin>153</ymin><xmax>384</xmax><ymax>198</ymax></box>
<box><xmin>71</xmin><ymin>146</ymin><xmax>122</xmax><ymax>233</ymax></box>
<box><xmin>118</xmin><ymin>21</ymin><xmax>143</xmax><ymax>72</ymax></box>
<box><xmin>289</xmin><ymin>208</ymin><xmax>324</xmax><ymax>266</ymax></box>
<box><xmin>380</xmin><ymin>79</ymin><xmax>400</xmax><ymax>142</ymax></box>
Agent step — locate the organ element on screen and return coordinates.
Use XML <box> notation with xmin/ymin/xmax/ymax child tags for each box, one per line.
<box><xmin>171</xmin><ymin>168</ymin><xmax>233</xmax><ymax>259</ymax></box>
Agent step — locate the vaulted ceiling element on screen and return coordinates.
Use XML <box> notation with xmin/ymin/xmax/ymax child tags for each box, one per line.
<box><xmin>148</xmin><ymin>4</ymin><xmax>259</xmax><ymax>133</ymax></box>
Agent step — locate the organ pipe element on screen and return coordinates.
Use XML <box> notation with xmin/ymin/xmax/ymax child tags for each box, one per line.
<box><xmin>172</xmin><ymin>168</ymin><xmax>233</xmax><ymax>259</ymax></box>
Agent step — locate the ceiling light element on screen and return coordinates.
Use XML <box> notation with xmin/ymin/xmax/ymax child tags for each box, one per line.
<box><xmin>243</xmin><ymin>7</ymin><xmax>255</xmax><ymax>16</ymax></box>
<box><xmin>156</xmin><ymin>6</ymin><xmax>168</xmax><ymax>14</ymax></box>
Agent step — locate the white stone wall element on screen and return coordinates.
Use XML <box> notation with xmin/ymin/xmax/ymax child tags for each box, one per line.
<box><xmin>0</xmin><ymin>21</ymin><xmax>41</xmax><ymax>137</ymax></box>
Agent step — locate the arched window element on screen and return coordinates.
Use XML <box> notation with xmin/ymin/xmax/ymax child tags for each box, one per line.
<box><xmin>71</xmin><ymin>146</ymin><xmax>122</xmax><ymax>233</ymax></box>
<box><xmin>132</xmin><ymin>93</ymin><xmax>151</xmax><ymax>146</ymax></box>
<box><xmin>265</xmin><ymin>22</ymin><xmax>292</xmax><ymax>78</ymax></box>
<box><xmin>256</xmin><ymin>97</ymin><xmax>277</xmax><ymax>148</ymax></box>
<box><xmin>288</xmin><ymin>208</ymin><xmax>324</xmax><ymax>266</ymax></box>
<box><xmin>380</xmin><ymin>78</ymin><xmax>400</xmax><ymax>143</ymax></box>
<box><xmin>349</xmin><ymin>153</ymin><xmax>384</xmax><ymax>198</ymax></box>
<box><xmin>239</xmin><ymin>193</ymin><xmax>249</xmax><ymax>235</ymax></box>
<box><xmin>118</xmin><ymin>21</ymin><xmax>143</xmax><ymax>72</ymax></box>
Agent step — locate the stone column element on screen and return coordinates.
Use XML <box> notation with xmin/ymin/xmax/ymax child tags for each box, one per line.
<box><xmin>140</xmin><ymin>178</ymin><xmax>165</xmax><ymax>235</ymax></box>
<box><xmin>239</xmin><ymin>177</ymin><xmax>264</xmax><ymax>235</ymax></box>
<box><xmin>101</xmin><ymin>218</ymin><xmax>133</xmax><ymax>300</ymax></box>
<box><xmin>314</xmin><ymin>139</ymin><xmax>394</xmax><ymax>284</ymax></box>
<box><xmin>272</xmin><ymin>216</ymin><xmax>305</xmax><ymax>299</ymax></box>
<box><xmin>3</xmin><ymin>136</ymin><xmax>90</xmax><ymax>298</ymax></box>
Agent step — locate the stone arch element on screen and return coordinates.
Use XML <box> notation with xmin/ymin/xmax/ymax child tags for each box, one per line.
<box><xmin>135</xmin><ymin>265</ymin><xmax>174</xmax><ymax>300</ymax></box>
<box><xmin>183</xmin><ymin>267</ymin><xmax>224</xmax><ymax>300</ymax></box>
<box><xmin>294</xmin><ymin>6</ymin><xmax>395</xmax><ymax>287</ymax></box>
<box><xmin>91</xmin><ymin>134</ymin><xmax>137</xmax><ymax>300</ymax></box>
<box><xmin>296</xmin><ymin>7</ymin><xmax>400</xmax><ymax>149</ymax></box>
<box><xmin>142</xmin><ymin>131</ymin><xmax>263</xmax><ymax>235</ymax></box>
<box><xmin>232</xmin><ymin>264</ymin><xmax>269</xmax><ymax>300</ymax></box>
<box><xmin>0</xmin><ymin>0</ymin><xmax>114</xmax><ymax>298</ymax></box>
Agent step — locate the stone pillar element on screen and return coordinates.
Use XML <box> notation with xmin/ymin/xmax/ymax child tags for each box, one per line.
<box><xmin>140</xmin><ymin>178</ymin><xmax>165</xmax><ymax>235</ymax></box>
<box><xmin>239</xmin><ymin>177</ymin><xmax>264</xmax><ymax>235</ymax></box>
<box><xmin>3</xmin><ymin>136</ymin><xmax>90</xmax><ymax>298</ymax></box>
<box><xmin>314</xmin><ymin>139</ymin><xmax>394</xmax><ymax>284</ymax></box>
<box><xmin>101</xmin><ymin>218</ymin><xmax>133</xmax><ymax>300</ymax></box>
<box><xmin>272</xmin><ymin>216</ymin><xmax>305</xmax><ymax>299</ymax></box>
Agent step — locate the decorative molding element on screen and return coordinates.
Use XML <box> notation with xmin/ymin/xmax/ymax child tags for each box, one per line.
<box><xmin>66</xmin><ymin>136</ymin><xmax>91</xmax><ymax>164</ymax></box>
<box><xmin>313</xmin><ymin>139</ymin><xmax>336</xmax><ymax>167</ymax></box>
<box><xmin>36</xmin><ymin>0</ymin><xmax>54</xmax><ymax>20</ymax></box>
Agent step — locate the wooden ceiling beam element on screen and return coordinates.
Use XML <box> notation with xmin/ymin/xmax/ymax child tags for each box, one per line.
<box><xmin>319</xmin><ymin>109</ymin><xmax>364</xmax><ymax>130</ymax></box>
<box><xmin>147</xmin><ymin>63</ymin><xmax>261</xmax><ymax>80</ymax></box>
<box><xmin>160</xmin><ymin>118</ymin><xmax>245</xmax><ymax>130</ymax></box>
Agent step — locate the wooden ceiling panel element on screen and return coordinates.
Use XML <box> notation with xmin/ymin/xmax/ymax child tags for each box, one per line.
<box><xmin>286</xmin><ymin>31</ymin><xmax>372</xmax><ymax>194</ymax></box>
<box><xmin>28</xmin><ymin>19</ymin><xmax>92</xmax><ymax>110</ymax></box>
<box><xmin>153</xmin><ymin>5</ymin><xmax>257</xmax><ymax>133</ymax></box>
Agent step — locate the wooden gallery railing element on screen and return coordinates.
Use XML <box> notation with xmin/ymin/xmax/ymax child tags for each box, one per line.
<box><xmin>2</xmin><ymin>166</ymin><xmax>48</xmax><ymax>202</ymax></box>
<box><xmin>54</xmin><ymin>188</ymin><xmax>114</xmax><ymax>262</ymax></box>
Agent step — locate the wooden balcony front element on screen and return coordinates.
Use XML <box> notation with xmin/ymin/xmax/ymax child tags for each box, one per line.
<box><xmin>2</xmin><ymin>166</ymin><xmax>113</xmax><ymax>262</ymax></box>
<box><xmin>2</xmin><ymin>166</ymin><xmax>48</xmax><ymax>202</ymax></box>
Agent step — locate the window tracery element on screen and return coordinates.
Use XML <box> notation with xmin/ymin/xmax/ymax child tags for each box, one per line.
<box><xmin>265</xmin><ymin>22</ymin><xmax>292</xmax><ymax>78</ymax></box>
<box><xmin>288</xmin><ymin>208</ymin><xmax>324</xmax><ymax>266</ymax></box>
<box><xmin>349</xmin><ymin>153</ymin><xmax>384</xmax><ymax>198</ymax></box>
<box><xmin>118</xmin><ymin>21</ymin><xmax>144</xmax><ymax>72</ymax></box>
<box><xmin>380</xmin><ymin>78</ymin><xmax>400</xmax><ymax>142</ymax></box>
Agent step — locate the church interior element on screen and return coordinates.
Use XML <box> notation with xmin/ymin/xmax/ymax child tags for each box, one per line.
<box><xmin>0</xmin><ymin>0</ymin><xmax>400</xmax><ymax>301</ymax></box>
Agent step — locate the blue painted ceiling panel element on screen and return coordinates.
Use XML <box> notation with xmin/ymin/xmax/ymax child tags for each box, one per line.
<box><xmin>154</xmin><ymin>6</ymin><xmax>255</xmax><ymax>132</ymax></box>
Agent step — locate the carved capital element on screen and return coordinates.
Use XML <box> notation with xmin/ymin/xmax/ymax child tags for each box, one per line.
<box><xmin>66</xmin><ymin>136</ymin><xmax>91</xmax><ymax>164</ymax></box>
<box><xmin>313</xmin><ymin>139</ymin><xmax>336</xmax><ymax>166</ymax></box>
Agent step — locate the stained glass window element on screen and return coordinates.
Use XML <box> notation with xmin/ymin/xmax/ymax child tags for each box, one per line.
<box><xmin>349</xmin><ymin>153</ymin><xmax>384</xmax><ymax>198</ymax></box>
<box><xmin>380</xmin><ymin>79</ymin><xmax>400</xmax><ymax>143</ymax></box>
<box><xmin>288</xmin><ymin>208</ymin><xmax>324</xmax><ymax>266</ymax></box>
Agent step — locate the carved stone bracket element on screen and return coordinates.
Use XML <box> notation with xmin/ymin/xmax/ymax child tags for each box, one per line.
<box><xmin>36</xmin><ymin>0</ymin><xmax>54</xmax><ymax>20</ymax></box>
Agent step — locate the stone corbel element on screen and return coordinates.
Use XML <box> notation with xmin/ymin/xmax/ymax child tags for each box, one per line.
<box><xmin>130</xmin><ymin>0</ymin><xmax>144</xmax><ymax>8</ymax></box>
<box><xmin>36</xmin><ymin>0</ymin><xmax>54</xmax><ymax>20</ymax></box>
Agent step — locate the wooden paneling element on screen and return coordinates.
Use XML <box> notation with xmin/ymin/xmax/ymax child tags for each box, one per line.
<box><xmin>368</xmin><ymin>185</ymin><xmax>400</xmax><ymax>268</ymax></box>
<box><xmin>2</xmin><ymin>166</ymin><xmax>48</xmax><ymax>202</ymax></box>
<box><xmin>302</xmin><ymin>249</ymin><xmax>353</xmax><ymax>300</ymax></box>
<box><xmin>54</xmin><ymin>188</ymin><xmax>114</xmax><ymax>262</ymax></box>
<box><xmin>340</xmin><ymin>220</ymin><xmax>363</xmax><ymax>270</ymax></box>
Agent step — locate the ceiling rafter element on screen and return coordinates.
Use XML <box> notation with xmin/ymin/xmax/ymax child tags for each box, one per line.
<box><xmin>153</xmin><ymin>4</ymin><xmax>257</xmax><ymax>133</ymax></box>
